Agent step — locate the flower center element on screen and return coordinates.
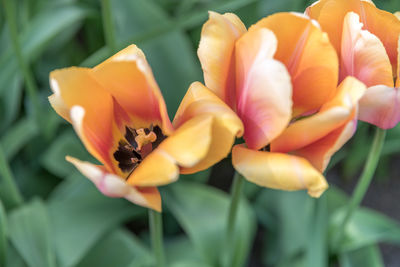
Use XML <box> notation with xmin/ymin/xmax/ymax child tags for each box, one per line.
<box><xmin>113</xmin><ymin>125</ymin><xmax>166</xmax><ymax>176</ymax></box>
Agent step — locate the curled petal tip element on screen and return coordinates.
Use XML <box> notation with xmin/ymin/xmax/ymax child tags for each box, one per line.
<box><xmin>232</xmin><ymin>145</ymin><xmax>329</xmax><ymax>198</ymax></box>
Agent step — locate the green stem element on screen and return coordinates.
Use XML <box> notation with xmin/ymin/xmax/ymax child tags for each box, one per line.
<box><xmin>333</xmin><ymin>127</ymin><xmax>386</xmax><ymax>251</ymax></box>
<box><xmin>226</xmin><ymin>172</ymin><xmax>244</xmax><ymax>236</ymax></box>
<box><xmin>100</xmin><ymin>0</ymin><xmax>117</xmax><ymax>53</ymax></box>
<box><xmin>2</xmin><ymin>0</ymin><xmax>40</xmax><ymax>118</ymax></box>
<box><xmin>306</xmin><ymin>195</ymin><xmax>328</xmax><ymax>267</ymax></box>
<box><xmin>0</xmin><ymin>145</ymin><xmax>23</xmax><ymax>209</ymax></box>
<box><xmin>149</xmin><ymin>209</ymin><xmax>165</xmax><ymax>267</ymax></box>
<box><xmin>223</xmin><ymin>172</ymin><xmax>244</xmax><ymax>267</ymax></box>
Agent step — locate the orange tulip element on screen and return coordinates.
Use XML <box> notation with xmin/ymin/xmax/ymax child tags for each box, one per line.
<box><xmin>49</xmin><ymin>45</ymin><xmax>243</xmax><ymax>211</ymax></box>
<box><xmin>198</xmin><ymin>12</ymin><xmax>366</xmax><ymax>197</ymax></box>
<box><xmin>306</xmin><ymin>0</ymin><xmax>400</xmax><ymax>129</ymax></box>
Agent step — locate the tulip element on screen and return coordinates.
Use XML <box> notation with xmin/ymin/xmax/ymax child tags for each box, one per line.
<box><xmin>306</xmin><ymin>0</ymin><xmax>400</xmax><ymax>129</ymax></box>
<box><xmin>49</xmin><ymin>45</ymin><xmax>243</xmax><ymax>211</ymax></box>
<box><xmin>198</xmin><ymin>12</ymin><xmax>366</xmax><ymax>197</ymax></box>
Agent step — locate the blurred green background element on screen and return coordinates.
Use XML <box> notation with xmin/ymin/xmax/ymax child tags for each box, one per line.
<box><xmin>1</xmin><ymin>0</ymin><xmax>400</xmax><ymax>266</ymax></box>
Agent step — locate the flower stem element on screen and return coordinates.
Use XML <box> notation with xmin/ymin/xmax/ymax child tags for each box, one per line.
<box><xmin>333</xmin><ymin>127</ymin><xmax>386</xmax><ymax>251</ymax></box>
<box><xmin>0</xmin><ymin>145</ymin><xmax>23</xmax><ymax>209</ymax></box>
<box><xmin>149</xmin><ymin>209</ymin><xmax>165</xmax><ymax>267</ymax></box>
<box><xmin>100</xmin><ymin>0</ymin><xmax>117</xmax><ymax>53</ymax></box>
<box><xmin>223</xmin><ymin>172</ymin><xmax>244</xmax><ymax>267</ymax></box>
<box><xmin>226</xmin><ymin>172</ymin><xmax>244</xmax><ymax>236</ymax></box>
<box><xmin>3</xmin><ymin>0</ymin><xmax>40</xmax><ymax>119</ymax></box>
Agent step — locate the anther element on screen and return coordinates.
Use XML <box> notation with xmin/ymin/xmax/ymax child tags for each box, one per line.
<box><xmin>135</xmin><ymin>128</ymin><xmax>157</xmax><ymax>150</ymax></box>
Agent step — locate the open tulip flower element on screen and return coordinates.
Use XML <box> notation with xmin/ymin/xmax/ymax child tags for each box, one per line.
<box><xmin>306</xmin><ymin>0</ymin><xmax>400</xmax><ymax>129</ymax></box>
<box><xmin>49</xmin><ymin>45</ymin><xmax>243</xmax><ymax>211</ymax></box>
<box><xmin>198</xmin><ymin>12</ymin><xmax>366</xmax><ymax>197</ymax></box>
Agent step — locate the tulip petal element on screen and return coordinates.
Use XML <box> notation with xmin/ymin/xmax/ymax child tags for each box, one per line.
<box><xmin>197</xmin><ymin>11</ymin><xmax>246</xmax><ymax>108</ymax></box>
<box><xmin>359</xmin><ymin>2</ymin><xmax>400</xmax><ymax>73</ymax></box>
<box><xmin>93</xmin><ymin>45</ymin><xmax>173</xmax><ymax>134</ymax></box>
<box><xmin>66</xmin><ymin>156</ymin><xmax>161</xmax><ymax>211</ymax></box>
<box><xmin>126</xmin><ymin>148</ymin><xmax>180</xmax><ymax>187</ymax></box>
<box><xmin>173</xmin><ymin>82</ymin><xmax>243</xmax><ymax>174</ymax></box>
<box><xmin>49</xmin><ymin>68</ymin><xmax>117</xmax><ymax>172</ymax></box>
<box><xmin>127</xmin><ymin>114</ymin><xmax>214</xmax><ymax>186</ymax></box>
<box><xmin>340</xmin><ymin>12</ymin><xmax>393</xmax><ymax>87</ymax></box>
<box><xmin>253</xmin><ymin>12</ymin><xmax>338</xmax><ymax>115</ymax></box>
<box><xmin>235</xmin><ymin>28</ymin><xmax>292</xmax><ymax>149</ymax></box>
<box><xmin>294</xmin><ymin>117</ymin><xmax>357</xmax><ymax>172</ymax></box>
<box><xmin>307</xmin><ymin>0</ymin><xmax>400</xmax><ymax>72</ymax></box>
<box><xmin>272</xmin><ymin>77</ymin><xmax>366</xmax><ymax>152</ymax></box>
<box><xmin>397</xmin><ymin>36</ymin><xmax>400</xmax><ymax>86</ymax></box>
<box><xmin>359</xmin><ymin>85</ymin><xmax>400</xmax><ymax>129</ymax></box>
<box><xmin>232</xmin><ymin>145</ymin><xmax>328</xmax><ymax>197</ymax></box>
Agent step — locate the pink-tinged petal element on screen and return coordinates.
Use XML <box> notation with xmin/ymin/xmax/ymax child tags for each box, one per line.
<box><xmin>235</xmin><ymin>28</ymin><xmax>292</xmax><ymax>149</ymax></box>
<box><xmin>173</xmin><ymin>82</ymin><xmax>243</xmax><ymax>174</ymax></box>
<box><xmin>66</xmin><ymin>156</ymin><xmax>162</xmax><ymax>211</ymax></box>
<box><xmin>359</xmin><ymin>85</ymin><xmax>400</xmax><ymax>129</ymax></box>
<box><xmin>397</xmin><ymin>36</ymin><xmax>400</xmax><ymax>84</ymax></box>
<box><xmin>272</xmin><ymin>77</ymin><xmax>366</xmax><ymax>152</ymax></box>
<box><xmin>307</xmin><ymin>0</ymin><xmax>400</xmax><ymax>74</ymax></box>
<box><xmin>340</xmin><ymin>12</ymin><xmax>393</xmax><ymax>87</ymax></box>
<box><xmin>253</xmin><ymin>12</ymin><xmax>338</xmax><ymax>116</ymax></box>
<box><xmin>49</xmin><ymin>68</ymin><xmax>117</xmax><ymax>173</ymax></box>
<box><xmin>93</xmin><ymin>45</ymin><xmax>173</xmax><ymax>135</ymax></box>
<box><xmin>198</xmin><ymin>11</ymin><xmax>246</xmax><ymax>108</ymax></box>
<box><xmin>232</xmin><ymin>145</ymin><xmax>328</xmax><ymax>197</ymax></box>
<box><xmin>294</xmin><ymin>117</ymin><xmax>357</xmax><ymax>172</ymax></box>
<box><xmin>360</xmin><ymin>2</ymin><xmax>400</xmax><ymax>74</ymax></box>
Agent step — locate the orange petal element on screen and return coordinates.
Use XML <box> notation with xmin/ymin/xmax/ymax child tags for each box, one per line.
<box><xmin>340</xmin><ymin>12</ymin><xmax>393</xmax><ymax>87</ymax></box>
<box><xmin>397</xmin><ymin>36</ymin><xmax>400</xmax><ymax>85</ymax></box>
<box><xmin>173</xmin><ymin>82</ymin><xmax>243</xmax><ymax>174</ymax></box>
<box><xmin>126</xmin><ymin>148</ymin><xmax>180</xmax><ymax>187</ymax></box>
<box><xmin>271</xmin><ymin>77</ymin><xmax>366</xmax><ymax>152</ymax></box>
<box><xmin>395</xmin><ymin>12</ymin><xmax>400</xmax><ymax>20</ymax></box>
<box><xmin>127</xmin><ymin>114</ymin><xmax>214</xmax><ymax>186</ymax></box>
<box><xmin>360</xmin><ymin>2</ymin><xmax>400</xmax><ymax>74</ymax></box>
<box><xmin>92</xmin><ymin>45</ymin><xmax>173</xmax><ymax>135</ymax></box>
<box><xmin>197</xmin><ymin>11</ymin><xmax>246</xmax><ymax>108</ymax></box>
<box><xmin>359</xmin><ymin>85</ymin><xmax>400</xmax><ymax>129</ymax></box>
<box><xmin>66</xmin><ymin>156</ymin><xmax>162</xmax><ymax>211</ymax></box>
<box><xmin>49</xmin><ymin>68</ymin><xmax>117</xmax><ymax>172</ymax></box>
<box><xmin>235</xmin><ymin>28</ymin><xmax>292</xmax><ymax>149</ymax></box>
<box><xmin>307</xmin><ymin>0</ymin><xmax>400</xmax><ymax>74</ymax></box>
<box><xmin>253</xmin><ymin>12</ymin><xmax>338</xmax><ymax>115</ymax></box>
<box><xmin>294</xmin><ymin>117</ymin><xmax>357</xmax><ymax>172</ymax></box>
<box><xmin>232</xmin><ymin>145</ymin><xmax>328</xmax><ymax>197</ymax></box>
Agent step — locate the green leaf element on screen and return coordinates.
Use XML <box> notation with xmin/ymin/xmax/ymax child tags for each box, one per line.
<box><xmin>255</xmin><ymin>189</ymin><xmax>314</xmax><ymax>266</ymax></box>
<box><xmin>0</xmin><ymin>201</ymin><xmax>7</xmax><ymax>266</ymax></box>
<box><xmin>163</xmin><ymin>181</ymin><xmax>256</xmax><ymax>267</ymax></box>
<box><xmin>165</xmin><ymin>236</ymin><xmax>207</xmax><ymax>266</ymax></box>
<box><xmin>339</xmin><ymin>245</ymin><xmax>384</xmax><ymax>267</ymax></box>
<box><xmin>40</xmin><ymin>130</ymin><xmax>91</xmax><ymax>177</ymax></box>
<box><xmin>0</xmin><ymin>73</ymin><xmax>22</xmax><ymax>133</ymax></box>
<box><xmin>48</xmin><ymin>177</ymin><xmax>145</xmax><ymax>267</ymax></box>
<box><xmin>0</xmin><ymin>117</ymin><xmax>39</xmax><ymax>160</ymax></box>
<box><xmin>0</xmin><ymin>4</ymin><xmax>91</xmax><ymax>95</ymax></box>
<box><xmin>76</xmin><ymin>228</ymin><xmax>153</xmax><ymax>267</ymax></box>
<box><xmin>5</xmin><ymin>244</ymin><xmax>27</xmax><ymax>267</ymax></box>
<box><xmin>330</xmin><ymin>207</ymin><xmax>400</xmax><ymax>252</ymax></box>
<box><xmin>8</xmin><ymin>199</ymin><xmax>56</xmax><ymax>267</ymax></box>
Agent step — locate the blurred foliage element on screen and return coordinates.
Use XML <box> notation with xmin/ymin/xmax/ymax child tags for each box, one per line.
<box><xmin>0</xmin><ymin>0</ymin><xmax>400</xmax><ymax>266</ymax></box>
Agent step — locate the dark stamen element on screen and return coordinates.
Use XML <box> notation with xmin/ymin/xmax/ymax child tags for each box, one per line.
<box><xmin>113</xmin><ymin>125</ymin><xmax>166</xmax><ymax>176</ymax></box>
